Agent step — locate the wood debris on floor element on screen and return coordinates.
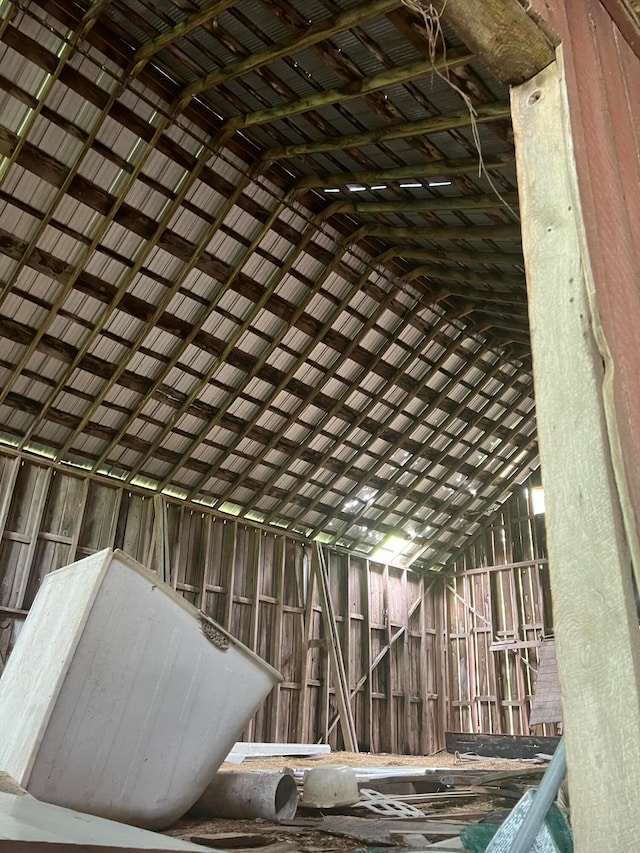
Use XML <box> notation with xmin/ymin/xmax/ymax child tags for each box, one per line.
<box><xmin>165</xmin><ymin>751</ymin><xmax>556</xmax><ymax>853</ymax></box>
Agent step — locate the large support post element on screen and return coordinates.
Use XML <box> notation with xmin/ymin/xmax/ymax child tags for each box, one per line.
<box><xmin>511</xmin><ymin>56</ymin><xmax>640</xmax><ymax>852</ymax></box>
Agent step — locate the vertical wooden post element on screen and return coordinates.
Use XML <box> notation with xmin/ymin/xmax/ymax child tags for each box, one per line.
<box><xmin>222</xmin><ymin>520</ymin><xmax>238</xmax><ymax>630</ymax></box>
<box><xmin>271</xmin><ymin>535</ymin><xmax>285</xmax><ymax>741</ymax></box>
<box><xmin>401</xmin><ymin>569</ymin><xmax>411</xmax><ymax>753</ymax></box>
<box><xmin>418</xmin><ymin>573</ymin><xmax>429</xmax><ymax>754</ymax></box>
<box><xmin>14</xmin><ymin>467</ymin><xmax>52</xmax><ymax>609</ymax></box>
<box><xmin>68</xmin><ymin>477</ymin><xmax>90</xmax><ymax>565</ymax></box>
<box><xmin>152</xmin><ymin>494</ymin><xmax>170</xmax><ymax>582</ymax></box>
<box><xmin>297</xmin><ymin>547</ymin><xmax>314</xmax><ymax>743</ymax></box>
<box><xmin>383</xmin><ymin>564</ymin><xmax>394</xmax><ymax>752</ymax></box>
<box><xmin>315</xmin><ymin>544</ymin><xmax>358</xmax><ymax>752</ymax></box>
<box><xmin>512</xmin><ymin>55</ymin><xmax>640</xmax><ymax>851</ymax></box>
<box><xmin>363</xmin><ymin>559</ymin><xmax>373</xmax><ymax>751</ymax></box>
<box><xmin>343</xmin><ymin>554</ymin><xmax>352</xmax><ymax>726</ymax></box>
<box><xmin>0</xmin><ymin>457</ymin><xmax>21</xmax><ymax>545</ymax></box>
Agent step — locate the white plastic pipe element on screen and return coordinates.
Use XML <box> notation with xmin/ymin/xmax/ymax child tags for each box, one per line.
<box><xmin>190</xmin><ymin>771</ymin><xmax>298</xmax><ymax>822</ymax></box>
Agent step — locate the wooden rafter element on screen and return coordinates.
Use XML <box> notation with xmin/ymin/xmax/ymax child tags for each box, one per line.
<box><xmin>127</xmin><ymin>207</ymin><xmax>328</xmax><ymax>490</ymax></box>
<box><xmin>265</xmin><ymin>105</ymin><xmax>510</xmax><ymax>162</ymax></box>
<box><xmin>25</xmin><ymin>127</ymin><xmax>237</xmax><ymax>462</ymax></box>
<box><xmin>293</xmin><ymin>153</ymin><xmax>515</xmax><ymax>189</ymax></box>
<box><xmin>323</xmin><ymin>378</ymin><xmax>535</xmax><ymax>548</ymax></box>
<box><xmin>383</xmin><ymin>244</ymin><xmax>523</xmax><ymax>270</ymax></box>
<box><xmin>88</xmin><ymin>166</ymin><xmax>262</xmax><ymax>475</ymax></box>
<box><xmin>0</xmin><ymin>108</ymin><xmax>181</xmax><ymax>416</ymax></box>
<box><xmin>356</xmin><ymin>224</ymin><xmax>521</xmax><ymax>241</ymax></box>
<box><xmin>132</xmin><ymin>0</ymin><xmax>237</xmax><ymax>67</ymax></box>
<box><xmin>0</xmin><ymin>319</ymin><xmax>528</xmax><ymax>529</ymax></box>
<box><xmin>322</xmin><ymin>193</ymin><xmax>519</xmax><ymax>216</ymax></box>
<box><xmin>180</xmin><ymin>0</ymin><xmax>401</xmax><ymax>99</ymax></box>
<box><xmin>220</xmin><ymin>47</ymin><xmax>473</xmax><ymax>129</ymax></box>
<box><xmin>302</xmin><ymin>344</ymin><xmax>501</xmax><ymax>538</ymax></box>
<box><xmin>182</xmin><ymin>249</ymin><xmax>384</xmax><ymax>502</ymax></box>
<box><xmin>210</xmin><ymin>277</ymin><xmax>421</xmax><ymax>516</ymax></box>
<box><xmin>413</xmin><ymin>441</ymin><xmax>539</xmax><ymax>567</ymax></box>
<box><xmin>278</xmin><ymin>312</ymin><xmax>470</xmax><ymax>533</ymax></box>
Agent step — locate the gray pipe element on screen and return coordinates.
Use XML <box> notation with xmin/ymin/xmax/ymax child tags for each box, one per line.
<box><xmin>190</xmin><ymin>771</ymin><xmax>298</xmax><ymax>822</ymax></box>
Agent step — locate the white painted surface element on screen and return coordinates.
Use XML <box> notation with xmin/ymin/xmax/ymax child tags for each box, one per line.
<box><xmin>0</xmin><ymin>549</ymin><xmax>282</xmax><ymax>829</ymax></box>
<box><xmin>226</xmin><ymin>742</ymin><xmax>331</xmax><ymax>758</ymax></box>
<box><xmin>0</xmin><ymin>791</ymin><xmax>208</xmax><ymax>851</ymax></box>
<box><xmin>0</xmin><ymin>550</ymin><xmax>109</xmax><ymax>785</ymax></box>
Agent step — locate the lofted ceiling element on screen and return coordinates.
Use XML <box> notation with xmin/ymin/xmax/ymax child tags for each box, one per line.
<box><xmin>0</xmin><ymin>0</ymin><xmax>539</xmax><ymax>569</ymax></box>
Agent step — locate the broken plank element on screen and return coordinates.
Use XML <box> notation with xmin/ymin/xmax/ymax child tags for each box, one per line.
<box><xmin>445</xmin><ymin>731</ymin><xmax>560</xmax><ymax>760</ymax></box>
<box><xmin>318</xmin><ymin>815</ymin><xmax>470</xmax><ymax>846</ymax></box>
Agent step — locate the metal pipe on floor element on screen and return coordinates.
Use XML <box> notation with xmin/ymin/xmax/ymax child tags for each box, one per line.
<box><xmin>190</xmin><ymin>771</ymin><xmax>298</xmax><ymax>822</ymax></box>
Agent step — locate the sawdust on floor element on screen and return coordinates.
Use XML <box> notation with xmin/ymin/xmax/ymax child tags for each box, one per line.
<box><xmin>220</xmin><ymin>749</ymin><xmax>535</xmax><ymax>773</ymax></box>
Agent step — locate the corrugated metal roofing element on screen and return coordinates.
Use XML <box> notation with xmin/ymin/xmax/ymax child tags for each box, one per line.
<box><xmin>0</xmin><ymin>0</ymin><xmax>537</xmax><ymax>569</ymax></box>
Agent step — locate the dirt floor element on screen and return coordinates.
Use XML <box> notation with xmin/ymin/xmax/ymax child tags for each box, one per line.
<box><xmin>165</xmin><ymin>750</ymin><xmax>539</xmax><ymax>851</ymax></box>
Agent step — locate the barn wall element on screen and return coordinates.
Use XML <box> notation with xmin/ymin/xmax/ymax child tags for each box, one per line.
<box><xmin>443</xmin><ymin>481</ymin><xmax>558</xmax><ymax>736</ymax></box>
<box><xmin>0</xmin><ymin>450</ymin><xmax>445</xmax><ymax>754</ymax></box>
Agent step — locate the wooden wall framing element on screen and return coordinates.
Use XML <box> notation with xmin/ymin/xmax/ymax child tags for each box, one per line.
<box><xmin>443</xmin><ymin>482</ymin><xmax>557</xmax><ymax>737</ymax></box>
<box><xmin>0</xmin><ymin>450</ymin><xmax>444</xmax><ymax>754</ymax></box>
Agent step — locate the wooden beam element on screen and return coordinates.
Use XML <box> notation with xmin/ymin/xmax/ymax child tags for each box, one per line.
<box><xmin>315</xmin><ymin>545</ymin><xmax>359</xmax><ymax>751</ymax></box>
<box><xmin>230</xmin><ymin>275</ymin><xmax>410</xmax><ymax>521</ymax></box>
<box><xmin>294</xmin><ymin>153</ymin><xmax>515</xmax><ymax>190</ymax></box>
<box><xmin>221</xmin><ymin>47</ymin><xmax>472</xmax><ymax>129</ymax></box>
<box><xmin>132</xmin><ymin>0</ymin><xmax>236</xmax><ymax>67</ymax></box>
<box><xmin>405</xmin><ymin>265</ymin><xmax>524</xmax><ymax>294</ymax></box>
<box><xmin>181</xmin><ymin>0</ymin><xmax>401</xmax><ymax>99</ymax></box>
<box><xmin>184</xmin><ymin>242</ymin><xmax>376</xmax><ymax>503</ymax></box>
<box><xmin>322</xmin><ymin>192</ymin><xmax>519</xmax><ymax>216</ymax></box>
<box><xmin>387</xmin><ymin>244</ymin><xmax>523</xmax><ymax>270</ymax></box>
<box><xmin>441</xmin><ymin>0</ymin><xmax>555</xmax><ymax>85</ymax></box>
<box><xmin>323</xmin><ymin>192</ymin><xmax>518</xmax><ymax>216</ymax></box>
<box><xmin>511</xmin><ymin>57</ymin><xmax>640</xmax><ymax>852</ymax></box>
<box><xmin>265</xmin><ymin>105</ymin><xmax>511</xmax><ymax>162</ymax></box>
<box><xmin>358</xmin><ymin>224</ymin><xmax>521</xmax><ymax>241</ymax></box>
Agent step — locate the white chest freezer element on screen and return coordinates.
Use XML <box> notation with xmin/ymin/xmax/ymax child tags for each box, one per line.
<box><xmin>0</xmin><ymin>548</ymin><xmax>282</xmax><ymax>829</ymax></box>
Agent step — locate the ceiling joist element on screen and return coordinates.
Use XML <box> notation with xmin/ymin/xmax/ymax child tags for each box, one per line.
<box><xmin>294</xmin><ymin>153</ymin><xmax>515</xmax><ymax>189</ymax></box>
<box><xmin>386</xmin><ymin>244</ymin><xmax>522</xmax><ymax>268</ymax></box>
<box><xmin>355</xmin><ymin>223</ymin><xmax>521</xmax><ymax>241</ymax></box>
<box><xmin>221</xmin><ymin>47</ymin><xmax>473</xmax><ymax>129</ymax></box>
<box><xmin>265</xmin><ymin>104</ymin><xmax>511</xmax><ymax>161</ymax></box>
<box><xmin>180</xmin><ymin>0</ymin><xmax>402</xmax><ymax>99</ymax></box>
<box><xmin>132</xmin><ymin>0</ymin><xmax>237</xmax><ymax>67</ymax></box>
<box><xmin>323</xmin><ymin>192</ymin><xmax>519</xmax><ymax>216</ymax></box>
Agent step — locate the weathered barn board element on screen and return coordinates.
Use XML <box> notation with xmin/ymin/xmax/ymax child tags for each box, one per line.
<box><xmin>529</xmin><ymin>0</ymin><xmax>640</xmax><ymax>591</ymax></box>
<box><xmin>0</xmin><ymin>450</ymin><xmax>444</xmax><ymax>753</ymax></box>
<box><xmin>529</xmin><ymin>640</ymin><xmax>562</xmax><ymax>726</ymax></box>
<box><xmin>444</xmin><ymin>483</ymin><xmax>554</xmax><ymax>737</ymax></box>
<box><xmin>445</xmin><ymin>731</ymin><xmax>560</xmax><ymax>760</ymax></box>
<box><xmin>512</xmin><ymin>53</ymin><xmax>640</xmax><ymax>853</ymax></box>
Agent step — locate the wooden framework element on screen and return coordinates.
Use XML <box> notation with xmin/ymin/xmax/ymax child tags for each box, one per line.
<box><xmin>0</xmin><ymin>450</ymin><xmax>443</xmax><ymax>753</ymax></box>
<box><xmin>0</xmin><ymin>0</ymin><xmax>540</xmax><ymax>571</ymax></box>
<box><xmin>443</xmin><ymin>483</ymin><xmax>554</xmax><ymax>737</ymax></box>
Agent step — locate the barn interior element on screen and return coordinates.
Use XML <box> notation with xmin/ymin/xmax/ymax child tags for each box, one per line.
<box><xmin>0</xmin><ymin>0</ymin><xmax>639</xmax><ymax>851</ymax></box>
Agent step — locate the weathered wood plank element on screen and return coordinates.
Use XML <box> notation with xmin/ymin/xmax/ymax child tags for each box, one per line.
<box><xmin>512</xmin><ymin>56</ymin><xmax>640</xmax><ymax>852</ymax></box>
<box><xmin>445</xmin><ymin>731</ymin><xmax>560</xmax><ymax>760</ymax></box>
